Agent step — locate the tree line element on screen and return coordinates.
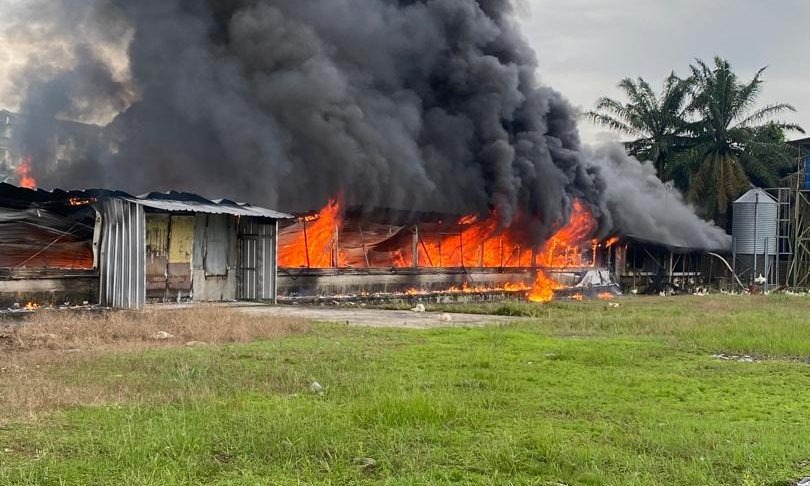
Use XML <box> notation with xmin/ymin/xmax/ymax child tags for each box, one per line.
<box><xmin>589</xmin><ymin>57</ymin><xmax>804</xmax><ymax>227</ymax></box>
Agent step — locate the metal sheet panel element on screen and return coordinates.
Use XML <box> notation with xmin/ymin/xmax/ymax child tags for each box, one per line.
<box><xmin>203</xmin><ymin>214</ymin><xmax>230</xmax><ymax>277</ymax></box>
<box><xmin>167</xmin><ymin>215</ymin><xmax>194</xmax><ymax>292</ymax></box>
<box><xmin>239</xmin><ymin>217</ymin><xmax>278</xmax><ymax>301</ymax></box>
<box><xmin>128</xmin><ymin>197</ymin><xmax>292</xmax><ymax>219</ymax></box>
<box><xmin>99</xmin><ymin>199</ymin><xmax>145</xmax><ymax>310</ymax></box>
<box><xmin>145</xmin><ymin>214</ymin><xmax>169</xmax><ymax>293</ymax></box>
<box><xmin>192</xmin><ymin>214</ymin><xmax>237</xmax><ymax>301</ymax></box>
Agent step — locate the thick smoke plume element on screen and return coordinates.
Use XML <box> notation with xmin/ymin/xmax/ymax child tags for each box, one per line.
<box><xmin>587</xmin><ymin>145</ymin><xmax>730</xmax><ymax>250</ymax></box>
<box><xmin>3</xmin><ymin>0</ymin><xmax>728</xmax><ymax>248</ymax></box>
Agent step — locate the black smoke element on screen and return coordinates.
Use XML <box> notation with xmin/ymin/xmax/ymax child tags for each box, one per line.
<box><xmin>6</xmin><ymin>0</ymin><xmax>728</xmax><ymax>248</ymax></box>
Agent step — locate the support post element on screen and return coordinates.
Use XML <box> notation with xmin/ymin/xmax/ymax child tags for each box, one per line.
<box><xmin>302</xmin><ymin>220</ymin><xmax>311</xmax><ymax>268</ymax></box>
<box><xmin>412</xmin><ymin>225</ymin><xmax>419</xmax><ymax>268</ymax></box>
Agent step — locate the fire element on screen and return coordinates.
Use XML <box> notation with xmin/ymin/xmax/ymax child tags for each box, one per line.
<box><xmin>598</xmin><ymin>292</ymin><xmax>615</xmax><ymax>301</ymax></box>
<box><xmin>527</xmin><ymin>270</ymin><xmax>561</xmax><ymax>303</ymax></box>
<box><xmin>570</xmin><ymin>294</ymin><xmax>584</xmax><ymax>301</ymax></box>
<box><xmin>69</xmin><ymin>197</ymin><xmax>97</xmax><ymax>206</ymax></box>
<box><xmin>279</xmin><ymin>197</ymin><xmax>604</xmax><ymax>303</ymax></box>
<box><xmin>16</xmin><ymin>157</ymin><xmax>37</xmax><ymax>189</ymax></box>
<box><xmin>605</xmin><ymin>236</ymin><xmax>620</xmax><ymax>248</ymax></box>
<box><xmin>24</xmin><ymin>302</ymin><xmax>40</xmax><ymax>311</ymax></box>
<box><xmin>403</xmin><ymin>281</ymin><xmax>531</xmax><ymax>296</ymax></box>
<box><xmin>278</xmin><ymin>198</ymin><xmax>345</xmax><ymax>267</ymax></box>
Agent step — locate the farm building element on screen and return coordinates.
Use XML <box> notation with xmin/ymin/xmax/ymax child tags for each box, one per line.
<box><xmin>0</xmin><ymin>183</ymin><xmax>291</xmax><ymax>310</ymax></box>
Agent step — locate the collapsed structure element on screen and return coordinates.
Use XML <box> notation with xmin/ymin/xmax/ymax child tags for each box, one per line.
<box><xmin>0</xmin><ymin>183</ymin><xmax>291</xmax><ymax>310</ymax></box>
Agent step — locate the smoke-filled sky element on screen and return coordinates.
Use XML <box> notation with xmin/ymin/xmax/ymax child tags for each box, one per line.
<box><xmin>0</xmin><ymin>0</ymin><xmax>732</xmax><ymax>249</ymax></box>
<box><xmin>520</xmin><ymin>0</ymin><xmax>808</xmax><ymax>144</ymax></box>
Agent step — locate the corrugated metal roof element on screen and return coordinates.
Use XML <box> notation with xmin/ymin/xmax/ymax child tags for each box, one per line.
<box><xmin>128</xmin><ymin>197</ymin><xmax>293</xmax><ymax>219</ymax></box>
<box><xmin>0</xmin><ymin>183</ymin><xmax>293</xmax><ymax>219</ymax></box>
<box><xmin>734</xmin><ymin>188</ymin><xmax>777</xmax><ymax>204</ymax></box>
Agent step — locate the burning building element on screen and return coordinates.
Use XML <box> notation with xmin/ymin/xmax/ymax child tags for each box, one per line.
<box><xmin>0</xmin><ymin>183</ymin><xmax>291</xmax><ymax>310</ymax></box>
<box><xmin>0</xmin><ymin>1</ymin><xmax>733</xmax><ymax>304</ymax></box>
<box><xmin>275</xmin><ymin>198</ymin><xmax>621</xmax><ymax>302</ymax></box>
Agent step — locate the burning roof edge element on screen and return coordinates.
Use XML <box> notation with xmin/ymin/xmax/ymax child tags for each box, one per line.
<box><xmin>0</xmin><ymin>183</ymin><xmax>293</xmax><ymax>219</ymax></box>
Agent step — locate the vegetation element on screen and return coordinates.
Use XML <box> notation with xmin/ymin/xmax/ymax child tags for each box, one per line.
<box><xmin>3</xmin><ymin>297</ymin><xmax>810</xmax><ymax>484</ymax></box>
<box><xmin>589</xmin><ymin>57</ymin><xmax>803</xmax><ymax>225</ymax></box>
<box><xmin>589</xmin><ymin>73</ymin><xmax>692</xmax><ymax>178</ymax></box>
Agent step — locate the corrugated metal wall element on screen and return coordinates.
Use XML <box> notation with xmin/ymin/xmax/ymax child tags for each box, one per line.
<box><xmin>99</xmin><ymin>199</ymin><xmax>145</xmax><ymax>310</ymax></box>
<box><xmin>238</xmin><ymin>218</ymin><xmax>278</xmax><ymax>301</ymax></box>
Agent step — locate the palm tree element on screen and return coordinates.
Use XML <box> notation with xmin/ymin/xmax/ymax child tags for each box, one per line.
<box><xmin>674</xmin><ymin>57</ymin><xmax>803</xmax><ymax>224</ymax></box>
<box><xmin>588</xmin><ymin>73</ymin><xmax>692</xmax><ymax>179</ymax></box>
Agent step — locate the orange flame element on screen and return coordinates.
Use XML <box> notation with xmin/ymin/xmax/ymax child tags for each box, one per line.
<box><xmin>527</xmin><ymin>271</ymin><xmax>561</xmax><ymax>303</ymax></box>
<box><xmin>278</xmin><ymin>197</ymin><xmax>604</xmax><ymax>303</ymax></box>
<box><xmin>24</xmin><ymin>302</ymin><xmax>40</xmax><ymax>311</ymax></box>
<box><xmin>278</xmin><ymin>198</ymin><xmax>345</xmax><ymax>268</ymax></box>
<box><xmin>16</xmin><ymin>157</ymin><xmax>37</xmax><ymax>189</ymax></box>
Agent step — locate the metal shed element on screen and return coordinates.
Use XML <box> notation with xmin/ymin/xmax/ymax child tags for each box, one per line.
<box><xmin>0</xmin><ymin>183</ymin><xmax>292</xmax><ymax>310</ymax></box>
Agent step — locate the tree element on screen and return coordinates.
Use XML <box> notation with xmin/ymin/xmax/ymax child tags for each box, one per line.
<box><xmin>588</xmin><ymin>73</ymin><xmax>692</xmax><ymax>179</ymax></box>
<box><xmin>673</xmin><ymin>57</ymin><xmax>803</xmax><ymax>224</ymax></box>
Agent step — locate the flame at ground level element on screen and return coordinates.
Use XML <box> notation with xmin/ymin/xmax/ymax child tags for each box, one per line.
<box><xmin>527</xmin><ymin>271</ymin><xmax>562</xmax><ymax>303</ymax></box>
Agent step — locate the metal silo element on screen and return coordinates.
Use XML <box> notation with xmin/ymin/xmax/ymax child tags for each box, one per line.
<box><xmin>732</xmin><ymin>188</ymin><xmax>778</xmax><ymax>285</ymax></box>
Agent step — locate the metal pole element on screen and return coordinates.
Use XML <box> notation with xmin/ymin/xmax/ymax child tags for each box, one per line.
<box><xmin>732</xmin><ymin>235</ymin><xmax>736</xmax><ymax>285</ymax></box>
<box><xmin>359</xmin><ymin>225</ymin><xmax>370</xmax><ymax>268</ymax></box>
<box><xmin>302</xmin><ymin>220</ymin><xmax>311</xmax><ymax>268</ymax></box>
<box><xmin>668</xmin><ymin>251</ymin><xmax>674</xmax><ymax>283</ymax></box>
<box><xmin>412</xmin><ymin>225</ymin><xmax>419</xmax><ymax>268</ymax></box>
<box><xmin>753</xmin><ymin>193</ymin><xmax>759</xmax><ymax>285</ymax></box>
<box><xmin>764</xmin><ymin>237</ymin><xmax>769</xmax><ymax>293</ymax></box>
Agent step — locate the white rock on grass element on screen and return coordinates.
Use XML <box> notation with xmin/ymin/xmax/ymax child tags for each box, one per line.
<box><xmin>309</xmin><ymin>381</ymin><xmax>324</xmax><ymax>395</ymax></box>
<box><xmin>411</xmin><ymin>303</ymin><xmax>426</xmax><ymax>313</ymax></box>
<box><xmin>150</xmin><ymin>331</ymin><xmax>175</xmax><ymax>340</ymax></box>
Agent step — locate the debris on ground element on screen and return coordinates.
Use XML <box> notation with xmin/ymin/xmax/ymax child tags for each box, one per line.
<box><xmin>185</xmin><ymin>341</ymin><xmax>208</xmax><ymax>347</ymax></box>
<box><xmin>712</xmin><ymin>353</ymin><xmax>758</xmax><ymax>363</ymax></box>
<box><xmin>439</xmin><ymin>313</ymin><xmax>453</xmax><ymax>322</ymax></box>
<box><xmin>353</xmin><ymin>457</ymin><xmax>377</xmax><ymax>472</ymax></box>
<box><xmin>309</xmin><ymin>381</ymin><xmax>324</xmax><ymax>395</ymax></box>
<box><xmin>411</xmin><ymin>303</ymin><xmax>426</xmax><ymax>313</ymax></box>
<box><xmin>149</xmin><ymin>331</ymin><xmax>175</xmax><ymax>340</ymax></box>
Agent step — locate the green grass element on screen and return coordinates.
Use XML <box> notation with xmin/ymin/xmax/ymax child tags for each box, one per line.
<box><xmin>3</xmin><ymin>295</ymin><xmax>810</xmax><ymax>485</ymax></box>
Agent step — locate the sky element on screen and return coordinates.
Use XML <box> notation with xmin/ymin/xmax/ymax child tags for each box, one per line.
<box><xmin>519</xmin><ymin>0</ymin><xmax>809</xmax><ymax>145</ymax></box>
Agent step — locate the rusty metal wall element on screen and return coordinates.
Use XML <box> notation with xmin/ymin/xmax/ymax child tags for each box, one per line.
<box><xmin>99</xmin><ymin>198</ymin><xmax>145</xmax><ymax>310</ymax></box>
<box><xmin>238</xmin><ymin>218</ymin><xmax>278</xmax><ymax>301</ymax></box>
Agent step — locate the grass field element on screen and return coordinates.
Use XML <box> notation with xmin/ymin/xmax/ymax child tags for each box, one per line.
<box><xmin>2</xmin><ymin>296</ymin><xmax>810</xmax><ymax>485</ymax></box>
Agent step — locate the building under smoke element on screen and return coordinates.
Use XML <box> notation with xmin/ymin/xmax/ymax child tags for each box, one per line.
<box><xmin>0</xmin><ymin>0</ymin><xmax>734</xmax><ymax>304</ymax></box>
<box><xmin>0</xmin><ymin>109</ymin><xmax>104</xmax><ymax>184</ymax></box>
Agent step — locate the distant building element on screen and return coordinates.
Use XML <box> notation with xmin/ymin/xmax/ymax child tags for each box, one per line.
<box><xmin>0</xmin><ymin>109</ymin><xmax>104</xmax><ymax>183</ymax></box>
